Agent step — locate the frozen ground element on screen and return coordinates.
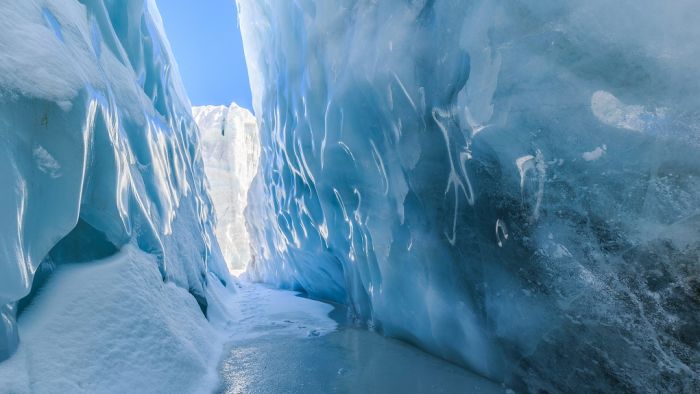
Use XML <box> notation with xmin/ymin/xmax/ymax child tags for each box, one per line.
<box><xmin>0</xmin><ymin>249</ymin><xmax>500</xmax><ymax>393</ymax></box>
<box><xmin>215</xmin><ymin>283</ymin><xmax>503</xmax><ymax>394</ymax></box>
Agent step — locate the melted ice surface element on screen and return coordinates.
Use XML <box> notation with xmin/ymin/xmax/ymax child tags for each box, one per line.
<box><xmin>237</xmin><ymin>0</ymin><xmax>700</xmax><ymax>391</ymax></box>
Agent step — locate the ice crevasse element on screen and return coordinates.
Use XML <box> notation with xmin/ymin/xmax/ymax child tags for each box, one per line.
<box><xmin>0</xmin><ymin>0</ymin><xmax>230</xmax><ymax>368</ymax></box>
<box><xmin>237</xmin><ymin>0</ymin><xmax>700</xmax><ymax>392</ymax></box>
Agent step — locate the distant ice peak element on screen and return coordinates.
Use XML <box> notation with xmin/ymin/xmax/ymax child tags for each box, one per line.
<box><xmin>193</xmin><ymin>103</ymin><xmax>260</xmax><ymax>273</ymax></box>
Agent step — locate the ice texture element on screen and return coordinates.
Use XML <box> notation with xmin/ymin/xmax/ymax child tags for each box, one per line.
<box><xmin>237</xmin><ymin>0</ymin><xmax>700</xmax><ymax>391</ymax></box>
<box><xmin>193</xmin><ymin>104</ymin><xmax>260</xmax><ymax>274</ymax></box>
<box><xmin>0</xmin><ymin>0</ymin><xmax>229</xmax><ymax>361</ymax></box>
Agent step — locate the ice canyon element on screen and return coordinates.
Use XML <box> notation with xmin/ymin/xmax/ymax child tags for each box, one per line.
<box><xmin>0</xmin><ymin>0</ymin><xmax>698</xmax><ymax>393</ymax></box>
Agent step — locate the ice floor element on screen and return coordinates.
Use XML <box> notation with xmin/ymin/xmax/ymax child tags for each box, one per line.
<box><xmin>0</xmin><ymin>246</ymin><xmax>501</xmax><ymax>393</ymax></box>
<box><xmin>215</xmin><ymin>283</ymin><xmax>503</xmax><ymax>394</ymax></box>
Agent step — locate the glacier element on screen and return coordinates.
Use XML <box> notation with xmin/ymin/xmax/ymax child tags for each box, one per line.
<box><xmin>0</xmin><ymin>0</ymin><xmax>231</xmax><ymax>387</ymax></box>
<box><xmin>237</xmin><ymin>0</ymin><xmax>700</xmax><ymax>392</ymax></box>
<box><xmin>193</xmin><ymin>103</ymin><xmax>260</xmax><ymax>274</ymax></box>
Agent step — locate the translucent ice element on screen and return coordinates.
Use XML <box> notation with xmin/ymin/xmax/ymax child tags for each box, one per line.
<box><xmin>0</xmin><ymin>0</ymin><xmax>229</xmax><ymax>360</ymax></box>
<box><xmin>238</xmin><ymin>0</ymin><xmax>700</xmax><ymax>391</ymax></box>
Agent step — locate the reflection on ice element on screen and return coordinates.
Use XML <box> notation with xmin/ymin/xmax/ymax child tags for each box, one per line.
<box><xmin>217</xmin><ymin>284</ymin><xmax>502</xmax><ymax>394</ymax></box>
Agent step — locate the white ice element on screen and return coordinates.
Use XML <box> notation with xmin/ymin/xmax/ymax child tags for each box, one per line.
<box><xmin>193</xmin><ymin>104</ymin><xmax>261</xmax><ymax>274</ymax></box>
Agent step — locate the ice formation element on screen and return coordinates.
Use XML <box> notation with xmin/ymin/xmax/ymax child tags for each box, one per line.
<box><xmin>193</xmin><ymin>104</ymin><xmax>260</xmax><ymax>274</ymax></box>
<box><xmin>237</xmin><ymin>0</ymin><xmax>700</xmax><ymax>391</ymax></box>
<box><xmin>0</xmin><ymin>0</ymin><xmax>230</xmax><ymax>378</ymax></box>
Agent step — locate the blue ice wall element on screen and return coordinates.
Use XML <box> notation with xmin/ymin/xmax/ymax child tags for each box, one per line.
<box><xmin>0</xmin><ymin>0</ymin><xmax>229</xmax><ymax>359</ymax></box>
<box><xmin>238</xmin><ymin>0</ymin><xmax>700</xmax><ymax>391</ymax></box>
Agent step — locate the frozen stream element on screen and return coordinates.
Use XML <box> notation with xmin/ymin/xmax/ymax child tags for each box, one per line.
<box><xmin>214</xmin><ymin>283</ymin><xmax>502</xmax><ymax>394</ymax></box>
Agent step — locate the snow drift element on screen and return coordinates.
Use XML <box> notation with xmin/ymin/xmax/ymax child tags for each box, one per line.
<box><xmin>0</xmin><ymin>246</ymin><xmax>223</xmax><ymax>393</ymax></box>
<box><xmin>193</xmin><ymin>104</ymin><xmax>260</xmax><ymax>274</ymax></box>
<box><xmin>0</xmin><ymin>0</ymin><xmax>230</xmax><ymax>385</ymax></box>
<box><xmin>237</xmin><ymin>0</ymin><xmax>700</xmax><ymax>391</ymax></box>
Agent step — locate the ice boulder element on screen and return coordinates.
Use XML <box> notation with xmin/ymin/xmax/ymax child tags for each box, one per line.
<box><xmin>193</xmin><ymin>103</ymin><xmax>260</xmax><ymax>274</ymax></box>
<box><xmin>0</xmin><ymin>0</ymin><xmax>229</xmax><ymax>361</ymax></box>
<box><xmin>237</xmin><ymin>0</ymin><xmax>700</xmax><ymax>391</ymax></box>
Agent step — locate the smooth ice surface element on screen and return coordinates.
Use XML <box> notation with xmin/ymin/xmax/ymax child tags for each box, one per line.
<box><xmin>216</xmin><ymin>284</ymin><xmax>501</xmax><ymax>394</ymax></box>
<box><xmin>193</xmin><ymin>104</ymin><xmax>260</xmax><ymax>273</ymax></box>
<box><xmin>237</xmin><ymin>0</ymin><xmax>700</xmax><ymax>391</ymax></box>
<box><xmin>0</xmin><ymin>0</ymin><xmax>229</xmax><ymax>362</ymax></box>
<box><xmin>0</xmin><ymin>246</ymin><xmax>223</xmax><ymax>393</ymax></box>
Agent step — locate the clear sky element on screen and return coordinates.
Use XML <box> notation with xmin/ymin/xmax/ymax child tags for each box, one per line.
<box><xmin>155</xmin><ymin>0</ymin><xmax>252</xmax><ymax>110</ymax></box>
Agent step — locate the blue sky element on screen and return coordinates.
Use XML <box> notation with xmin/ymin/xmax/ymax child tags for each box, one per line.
<box><xmin>156</xmin><ymin>0</ymin><xmax>252</xmax><ymax>109</ymax></box>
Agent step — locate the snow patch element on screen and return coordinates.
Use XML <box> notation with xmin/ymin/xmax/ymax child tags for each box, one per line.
<box><xmin>590</xmin><ymin>90</ymin><xmax>665</xmax><ymax>132</ymax></box>
<box><xmin>33</xmin><ymin>146</ymin><xmax>61</xmax><ymax>178</ymax></box>
<box><xmin>0</xmin><ymin>245</ymin><xmax>224</xmax><ymax>393</ymax></box>
<box><xmin>582</xmin><ymin>145</ymin><xmax>607</xmax><ymax>161</ymax></box>
<box><xmin>213</xmin><ymin>281</ymin><xmax>337</xmax><ymax>343</ymax></box>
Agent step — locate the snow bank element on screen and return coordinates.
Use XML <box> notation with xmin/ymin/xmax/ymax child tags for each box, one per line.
<box><xmin>0</xmin><ymin>246</ymin><xmax>223</xmax><ymax>393</ymax></box>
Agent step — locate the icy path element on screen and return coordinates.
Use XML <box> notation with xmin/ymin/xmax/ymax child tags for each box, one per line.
<box><xmin>0</xmin><ymin>246</ymin><xmax>502</xmax><ymax>393</ymax></box>
<box><xmin>214</xmin><ymin>283</ymin><xmax>503</xmax><ymax>394</ymax></box>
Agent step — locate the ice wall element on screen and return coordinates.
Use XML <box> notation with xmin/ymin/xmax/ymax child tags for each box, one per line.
<box><xmin>237</xmin><ymin>0</ymin><xmax>700</xmax><ymax>391</ymax></box>
<box><xmin>193</xmin><ymin>104</ymin><xmax>260</xmax><ymax>273</ymax></box>
<box><xmin>0</xmin><ymin>0</ymin><xmax>229</xmax><ymax>360</ymax></box>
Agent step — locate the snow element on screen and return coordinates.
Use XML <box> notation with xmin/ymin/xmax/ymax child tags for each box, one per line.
<box><xmin>193</xmin><ymin>104</ymin><xmax>260</xmax><ymax>274</ymax></box>
<box><xmin>214</xmin><ymin>282</ymin><xmax>337</xmax><ymax>343</ymax></box>
<box><xmin>0</xmin><ymin>0</ymin><xmax>230</xmax><ymax>376</ymax></box>
<box><xmin>33</xmin><ymin>146</ymin><xmax>62</xmax><ymax>178</ymax></box>
<box><xmin>582</xmin><ymin>145</ymin><xmax>607</xmax><ymax>161</ymax></box>
<box><xmin>237</xmin><ymin>0</ymin><xmax>700</xmax><ymax>392</ymax></box>
<box><xmin>590</xmin><ymin>90</ymin><xmax>665</xmax><ymax>132</ymax></box>
<box><xmin>0</xmin><ymin>245</ymin><xmax>223</xmax><ymax>394</ymax></box>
